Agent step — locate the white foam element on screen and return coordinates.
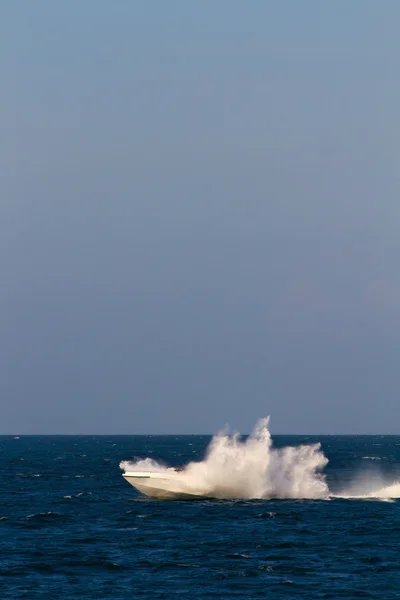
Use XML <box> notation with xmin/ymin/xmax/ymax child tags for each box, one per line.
<box><xmin>336</xmin><ymin>480</ymin><xmax>400</xmax><ymax>501</ymax></box>
<box><xmin>120</xmin><ymin>417</ymin><xmax>329</xmax><ymax>499</ymax></box>
<box><xmin>120</xmin><ymin>457</ymin><xmax>168</xmax><ymax>473</ymax></box>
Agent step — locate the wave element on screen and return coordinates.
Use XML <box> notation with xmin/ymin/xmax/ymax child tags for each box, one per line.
<box><xmin>25</xmin><ymin>511</ymin><xmax>63</xmax><ymax>520</ymax></box>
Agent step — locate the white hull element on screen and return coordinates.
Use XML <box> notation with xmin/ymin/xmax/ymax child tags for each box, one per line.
<box><xmin>123</xmin><ymin>470</ymin><xmax>210</xmax><ymax>500</ymax></box>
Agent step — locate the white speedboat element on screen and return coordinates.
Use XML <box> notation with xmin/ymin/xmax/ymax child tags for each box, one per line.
<box><xmin>122</xmin><ymin>469</ymin><xmax>209</xmax><ymax>500</ymax></box>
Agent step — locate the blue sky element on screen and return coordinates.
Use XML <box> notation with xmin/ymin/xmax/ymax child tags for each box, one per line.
<box><xmin>2</xmin><ymin>1</ymin><xmax>400</xmax><ymax>433</ymax></box>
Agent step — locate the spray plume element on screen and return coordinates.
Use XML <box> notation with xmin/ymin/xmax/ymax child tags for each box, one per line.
<box><xmin>120</xmin><ymin>417</ymin><xmax>329</xmax><ymax>499</ymax></box>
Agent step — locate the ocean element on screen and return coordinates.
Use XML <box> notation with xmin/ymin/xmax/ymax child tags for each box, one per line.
<box><xmin>1</xmin><ymin>427</ymin><xmax>400</xmax><ymax>599</ymax></box>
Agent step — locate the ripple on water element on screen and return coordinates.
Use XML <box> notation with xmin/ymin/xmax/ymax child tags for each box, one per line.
<box><xmin>1</xmin><ymin>435</ymin><xmax>400</xmax><ymax>599</ymax></box>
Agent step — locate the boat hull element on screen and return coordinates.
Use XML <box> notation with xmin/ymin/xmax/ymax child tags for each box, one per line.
<box><xmin>123</xmin><ymin>471</ymin><xmax>211</xmax><ymax>500</ymax></box>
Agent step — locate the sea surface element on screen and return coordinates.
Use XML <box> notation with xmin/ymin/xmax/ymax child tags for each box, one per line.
<box><xmin>1</xmin><ymin>434</ymin><xmax>400</xmax><ymax>599</ymax></box>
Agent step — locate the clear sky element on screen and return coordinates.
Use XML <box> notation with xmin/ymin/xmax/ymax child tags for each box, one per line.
<box><xmin>2</xmin><ymin>1</ymin><xmax>400</xmax><ymax>434</ymax></box>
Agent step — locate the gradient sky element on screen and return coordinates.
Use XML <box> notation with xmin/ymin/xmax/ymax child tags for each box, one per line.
<box><xmin>2</xmin><ymin>1</ymin><xmax>400</xmax><ymax>434</ymax></box>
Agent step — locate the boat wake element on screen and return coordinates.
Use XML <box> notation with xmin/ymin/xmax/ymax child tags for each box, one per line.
<box><xmin>333</xmin><ymin>480</ymin><xmax>400</xmax><ymax>501</ymax></box>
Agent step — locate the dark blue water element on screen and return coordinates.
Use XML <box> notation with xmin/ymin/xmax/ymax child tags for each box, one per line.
<box><xmin>1</xmin><ymin>435</ymin><xmax>400</xmax><ymax>599</ymax></box>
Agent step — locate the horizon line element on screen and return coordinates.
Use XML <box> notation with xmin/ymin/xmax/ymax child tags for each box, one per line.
<box><xmin>1</xmin><ymin>432</ymin><xmax>398</xmax><ymax>437</ymax></box>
